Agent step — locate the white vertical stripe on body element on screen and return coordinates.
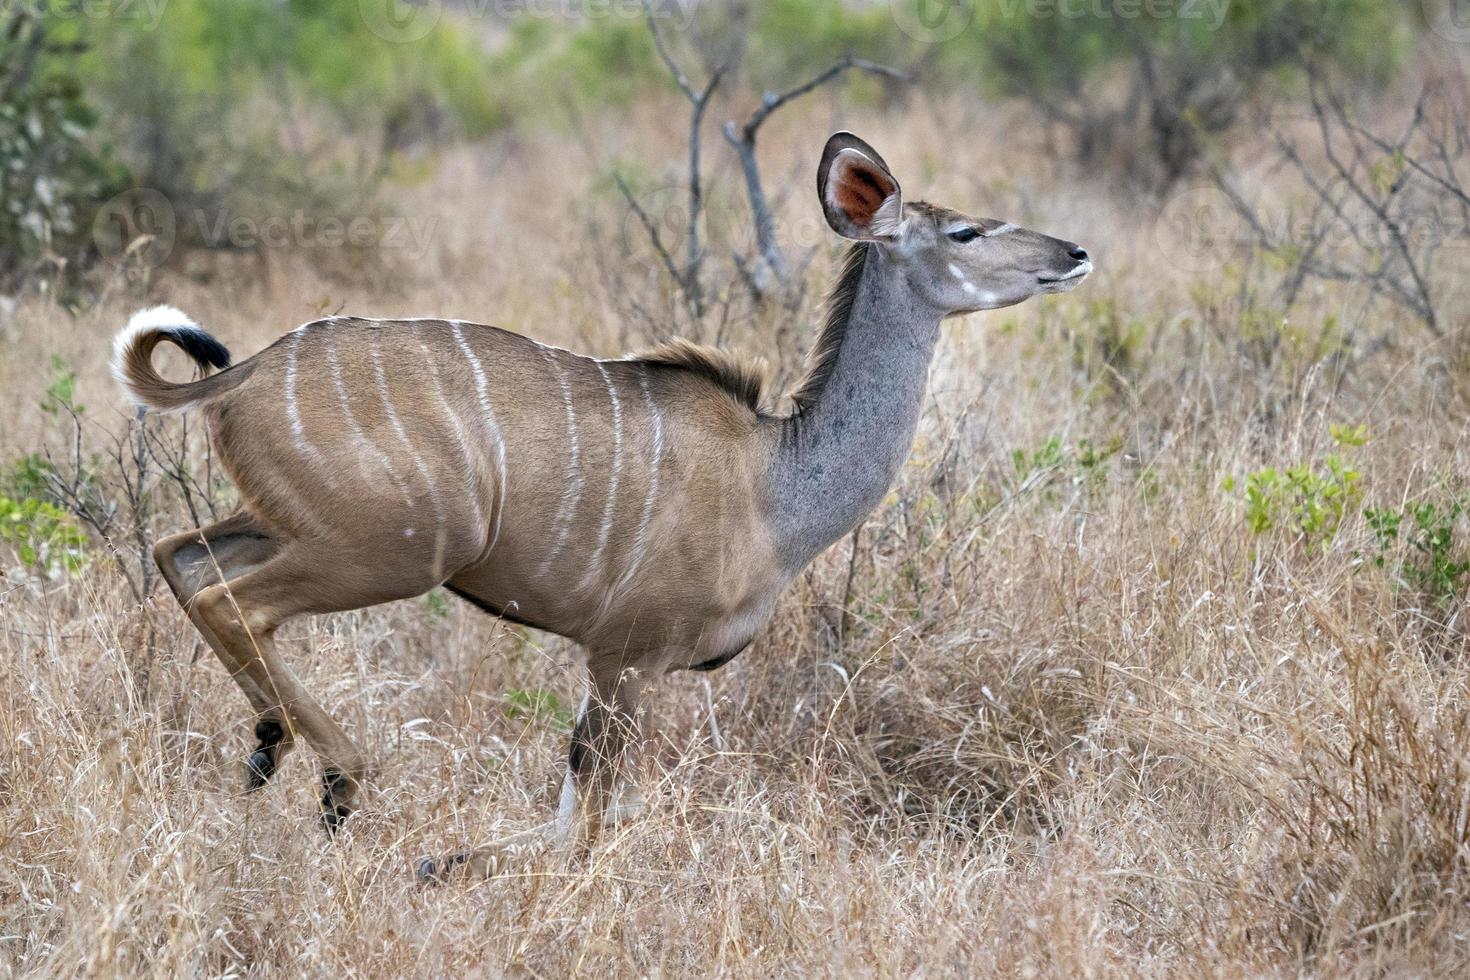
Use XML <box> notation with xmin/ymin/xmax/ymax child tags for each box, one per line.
<box><xmin>615</xmin><ymin>369</ymin><xmax>663</xmax><ymax>593</ymax></box>
<box><xmin>538</xmin><ymin>346</ymin><xmax>583</xmax><ymax>578</ymax></box>
<box><xmin>281</xmin><ymin>332</ymin><xmax>337</xmax><ymax>500</ymax></box>
<box><xmin>580</xmin><ymin>362</ymin><xmax>623</xmax><ymax>591</ymax></box>
<box><xmin>326</xmin><ymin>337</ymin><xmax>414</xmax><ymax>505</ymax></box>
<box><xmin>370</xmin><ymin>340</ymin><xmax>448</xmax><ymax>579</ymax></box>
<box><xmin>284</xmin><ymin>332</ymin><xmax>308</xmax><ymax>447</ymax></box>
<box><xmin>418</xmin><ymin>336</ymin><xmax>486</xmax><ymax>536</ymax></box>
<box><xmin>450</xmin><ymin>322</ymin><xmax>509</xmax><ymax>554</ymax></box>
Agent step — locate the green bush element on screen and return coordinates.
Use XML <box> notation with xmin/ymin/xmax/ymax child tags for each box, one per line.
<box><xmin>481</xmin><ymin>2</ymin><xmax>907</xmax><ymax>132</ymax></box>
<box><xmin>1366</xmin><ymin>497</ymin><xmax>1470</xmax><ymax>610</ymax></box>
<box><xmin>0</xmin><ymin>494</ymin><xmax>89</xmax><ymax>578</ymax></box>
<box><xmin>481</xmin><ymin>18</ymin><xmax>663</xmax><ymax>123</ymax></box>
<box><xmin>1009</xmin><ymin>433</ymin><xmax>1123</xmax><ymax>496</ymax></box>
<box><xmin>2</xmin><ymin>452</ymin><xmax>63</xmax><ymax>504</ymax></box>
<box><xmin>749</xmin><ymin>0</ymin><xmax>911</xmax><ymax>85</ymax></box>
<box><xmin>1224</xmin><ymin>425</ymin><xmax>1367</xmax><ymax>548</ymax></box>
<box><xmin>0</xmin><ymin>7</ymin><xmax>130</xmax><ymax>295</ymax></box>
<box><xmin>945</xmin><ymin>0</ymin><xmax>1415</xmax><ymax>185</ymax></box>
<box><xmin>75</xmin><ymin>0</ymin><xmax>503</xmax><ymax>243</ymax></box>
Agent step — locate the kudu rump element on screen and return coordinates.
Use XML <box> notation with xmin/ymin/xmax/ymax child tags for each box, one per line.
<box><xmin>115</xmin><ymin>133</ymin><xmax>1091</xmax><ymax>879</ymax></box>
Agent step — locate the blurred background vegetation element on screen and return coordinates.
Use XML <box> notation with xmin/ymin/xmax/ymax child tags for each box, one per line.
<box><xmin>0</xmin><ymin>0</ymin><xmax>1436</xmax><ymax>301</ymax></box>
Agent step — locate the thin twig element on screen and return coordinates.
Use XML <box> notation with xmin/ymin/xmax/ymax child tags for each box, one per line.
<box><xmin>613</xmin><ymin>172</ymin><xmax>686</xmax><ymax>292</ymax></box>
<box><xmin>639</xmin><ymin>0</ymin><xmax>729</xmax><ymax>319</ymax></box>
<box><xmin>724</xmin><ymin>55</ymin><xmax>909</xmax><ymax>305</ymax></box>
<box><xmin>736</xmin><ymin>56</ymin><xmax>910</xmax><ymax>143</ymax></box>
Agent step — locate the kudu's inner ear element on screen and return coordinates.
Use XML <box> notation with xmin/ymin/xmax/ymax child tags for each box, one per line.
<box><xmin>820</xmin><ymin>145</ymin><xmax>903</xmax><ymax>242</ymax></box>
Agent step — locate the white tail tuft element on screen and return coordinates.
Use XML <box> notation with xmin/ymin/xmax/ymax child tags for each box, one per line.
<box><xmin>111</xmin><ymin>305</ymin><xmax>235</xmax><ymax>413</ymax></box>
<box><xmin>111</xmin><ymin>305</ymin><xmax>199</xmax><ymax>390</ymax></box>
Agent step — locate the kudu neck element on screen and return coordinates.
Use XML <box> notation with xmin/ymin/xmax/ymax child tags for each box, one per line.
<box><xmin>768</xmin><ymin>244</ymin><xmax>944</xmax><ymax>571</ymax></box>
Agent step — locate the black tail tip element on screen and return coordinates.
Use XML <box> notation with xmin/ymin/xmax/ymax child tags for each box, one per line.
<box><xmin>171</xmin><ymin>326</ymin><xmax>232</xmax><ymax>370</ymax></box>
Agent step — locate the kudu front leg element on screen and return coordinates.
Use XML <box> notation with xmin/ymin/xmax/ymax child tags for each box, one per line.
<box><xmin>417</xmin><ymin>666</ymin><xmax>646</xmax><ymax>882</ymax></box>
<box><xmin>567</xmin><ymin>669</ymin><xmax>647</xmax><ymax>844</ymax></box>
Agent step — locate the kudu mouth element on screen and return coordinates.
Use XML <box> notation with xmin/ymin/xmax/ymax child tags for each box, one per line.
<box><xmin>1038</xmin><ymin>254</ymin><xmax>1093</xmax><ymax>288</ymax></box>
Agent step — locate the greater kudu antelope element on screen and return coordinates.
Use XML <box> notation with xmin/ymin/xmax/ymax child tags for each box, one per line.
<box><xmin>114</xmin><ymin>132</ymin><xmax>1091</xmax><ymax>879</ymax></box>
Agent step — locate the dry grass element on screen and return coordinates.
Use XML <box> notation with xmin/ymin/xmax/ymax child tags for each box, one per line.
<box><xmin>4</xmin><ymin>96</ymin><xmax>1470</xmax><ymax>976</ymax></box>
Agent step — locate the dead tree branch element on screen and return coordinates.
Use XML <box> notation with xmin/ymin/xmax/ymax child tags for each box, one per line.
<box><xmin>613</xmin><ymin>171</ymin><xmax>686</xmax><ymax>292</ymax></box>
<box><xmin>636</xmin><ymin>1</ymin><xmax>727</xmax><ymax>320</ymax></box>
<box><xmin>724</xmin><ymin>56</ymin><xmax>910</xmax><ymax>308</ymax></box>
<box><xmin>624</xmin><ymin>9</ymin><xmax>911</xmax><ymax>323</ymax></box>
<box><xmin>1205</xmin><ymin>69</ymin><xmax>1462</xmax><ymax>351</ymax></box>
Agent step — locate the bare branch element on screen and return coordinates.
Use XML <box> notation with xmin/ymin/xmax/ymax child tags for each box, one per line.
<box><xmin>636</xmin><ymin>1</ymin><xmax>732</xmax><ymax>319</ymax></box>
<box><xmin>1304</xmin><ymin>70</ymin><xmax>1437</xmax><ymax>333</ymax></box>
<box><xmin>725</xmin><ymin>55</ymin><xmax>910</xmax><ymax>306</ymax></box>
<box><xmin>613</xmin><ymin>172</ymin><xmax>687</xmax><ymax>295</ymax></box>
<box><xmin>683</xmin><ymin>63</ymin><xmax>727</xmax><ymax>317</ymax></box>
<box><xmin>1209</xmin><ymin>67</ymin><xmax>1459</xmax><ymax>353</ymax></box>
<box><xmin>643</xmin><ymin>0</ymin><xmax>697</xmax><ymax>104</ymax></box>
<box><xmin>737</xmin><ymin>56</ymin><xmax>911</xmax><ymax>143</ymax></box>
<box><xmin>1335</xmin><ymin>97</ymin><xmax>1470</xmax><ymax>214</ymax></box>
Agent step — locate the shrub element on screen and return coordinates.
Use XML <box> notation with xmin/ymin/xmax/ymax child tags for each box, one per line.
<box><xmin>1010</xmin><ymin>434</ymin><xmax>1123</xmax><ymax>495</ymax></box>
<box><xmin>950</xmin><ymin>0</ymin><xmax>1413</xmax><ymax>186</ymax></box>
<box><xmin>0</xmin><ymin>6</ymin><xmax>130</xmax><ymax>296</ymax></box>
<box><xmin>1366</xmin><ymin>496</ymin><xmax>1470</xmax><ymax>611</ymax></box>
<box><xmin>1224</xmin><ymin>425</ymin><xmax>1366</xmax><ymax>548</ymax></box>
<box><xmin>749</xmin><ymin>0</ymin><xmax>911</xmax><ymax>84</ymax></box>
<box><xmin>0</xmin><ymin>494</ymin><xmax>89</xmax><ymax>578</ymax></box>
<box><xmin>476</xmin><ymin>18</ymin><xmax>665</xmax><ymax>125</ymax></box>
<box><xmin>74</xmin><ymin>0</ymin><xmax>502</xmax><ymax>251</ymax></box>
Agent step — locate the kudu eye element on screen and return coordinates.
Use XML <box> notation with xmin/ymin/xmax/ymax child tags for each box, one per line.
<box><xmin>946</xmin><ymin>227</ymin><xmax>980</xmax><ymax>243</ymax></box>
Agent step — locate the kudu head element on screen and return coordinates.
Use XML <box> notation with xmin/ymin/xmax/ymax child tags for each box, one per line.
<box><xmin>818</xmin><ymin>132</ymin><xmax>1092</xmax><ymax>315</ymax></box>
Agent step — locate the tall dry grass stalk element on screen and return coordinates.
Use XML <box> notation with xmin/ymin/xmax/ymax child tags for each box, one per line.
<box><xmin>3</xmin><ymin>98</ymin><xmax>1470</xmax><ymax>976</ymax></box>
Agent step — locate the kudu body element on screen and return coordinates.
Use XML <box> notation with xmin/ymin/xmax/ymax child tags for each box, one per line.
<box><xmin>114</xmin><ymin>133</ymin><xmax>1090</xmax><ymax>879</ymax></box>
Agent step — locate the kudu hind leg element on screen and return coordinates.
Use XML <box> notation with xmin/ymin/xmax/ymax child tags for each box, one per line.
<box><xmin>154</xmin><ymin>515</ymin><xmax>297</xmax><ymax>788</ymax></box>
<box><xmin>188</xmin><ymin>555</ymin><xmax>372</xmax><ymax>832</ymax></box>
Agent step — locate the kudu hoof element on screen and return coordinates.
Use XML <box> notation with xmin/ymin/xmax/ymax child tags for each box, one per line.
<box><xmin>414</xmin><ymin>853</ymin><xmax>468</xmax><ymax>884</ymax></box>
<box><xmin>245</xmin><ymin>720</ymin><xmax>286</xmax><ymax>791</ymax></box>
<box><xmin>319</xmin><ymin>770</ymin><xmax>355</xmax><ymax>834</ymax></box>
<box><xmin>245</xmin><ymin>750</ymin><xmax>275</xmax><ymax>790</ymax></box>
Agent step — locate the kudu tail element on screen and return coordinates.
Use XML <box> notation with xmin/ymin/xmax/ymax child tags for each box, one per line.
<box><xmin>112</xmin><ymin>306</ymin><xmax>242</xmax><ymax>412</ymax></box>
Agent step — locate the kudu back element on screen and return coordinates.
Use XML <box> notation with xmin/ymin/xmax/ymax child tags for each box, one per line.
<box><xmin>115</xmin><ymin>132</ymin><xmax>1091</xmax><ymax>879</ymax></box>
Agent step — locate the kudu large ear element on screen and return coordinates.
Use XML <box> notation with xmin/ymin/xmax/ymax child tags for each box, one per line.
<box><xmin>818</xmin><ymin>132</ymin><xmax>904</xmax><ymax>242</ymax></box>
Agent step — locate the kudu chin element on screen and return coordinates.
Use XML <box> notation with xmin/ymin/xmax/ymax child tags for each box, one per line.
<box><xmin>114</xmin><ymin>131</ymin><xmax>1091</xmax><ymax>880</ymax></box>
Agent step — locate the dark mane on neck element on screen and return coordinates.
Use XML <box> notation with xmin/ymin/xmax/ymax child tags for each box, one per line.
<box><xmin>787</xmin><ymin>242</ymin><xmax>870</xmax><ymax>412</ymax></box>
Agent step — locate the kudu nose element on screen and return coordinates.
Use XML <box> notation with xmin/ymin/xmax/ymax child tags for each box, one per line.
<box><xmin>1069</xmin><ymin>246</ymin><xmax>1090</xmax><ymax>262</ymax></box>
